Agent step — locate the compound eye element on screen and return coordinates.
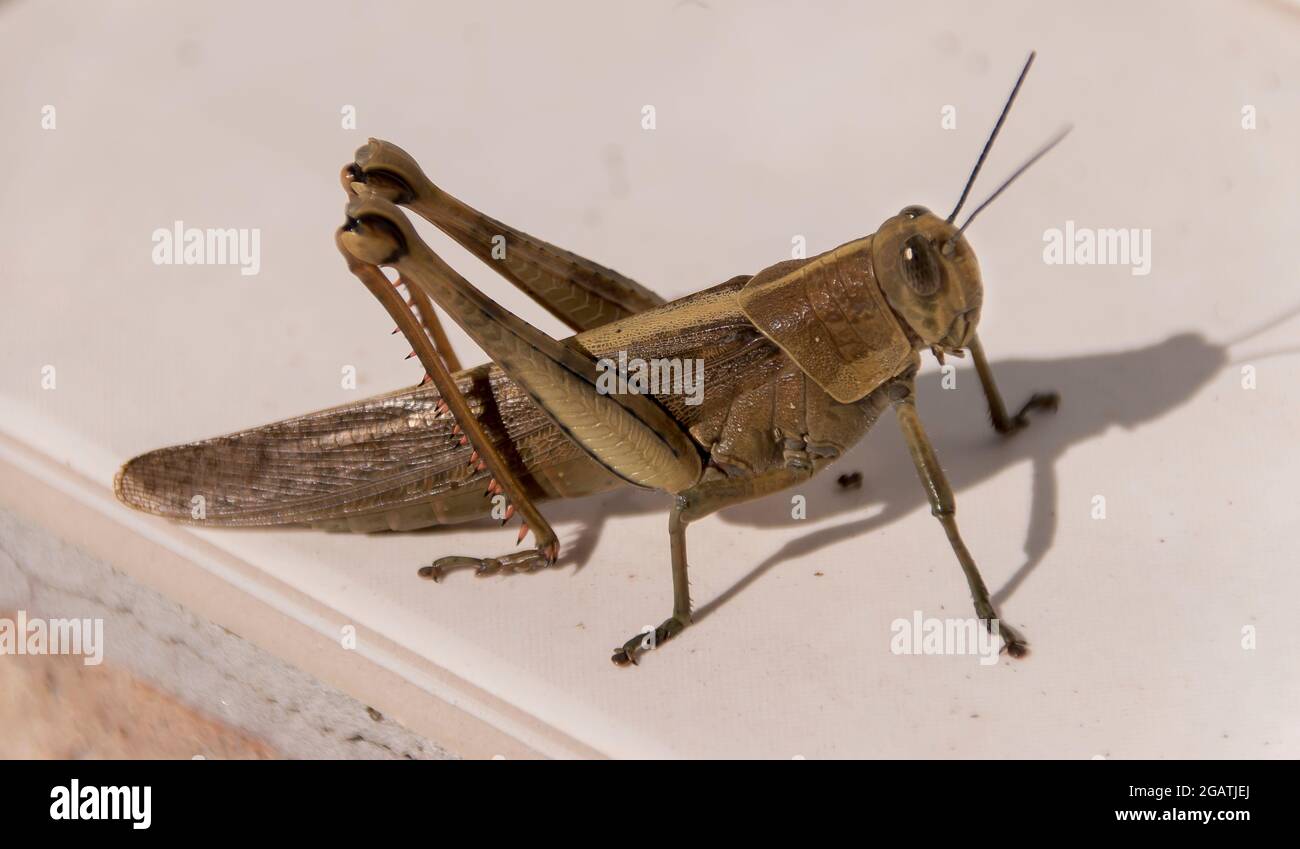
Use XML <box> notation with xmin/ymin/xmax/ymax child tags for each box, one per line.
<box><xmin>900</xmin><ymin>205</ymin><xmax>930</xmax><ymax>220</ymax></box>
<box><xmin>900</xmin><ymin>235</ymin><xmax>941</xmax><ymax>296</ymax></box>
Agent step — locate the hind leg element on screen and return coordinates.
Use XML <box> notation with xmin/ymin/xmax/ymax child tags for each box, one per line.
<box><xmin>346</xmin><ymin>138</ymin><xmax>664</xmax><ymax>333</ymax></box>
<box><xmin>339</xmin><ymin>193</ymin><xmax>702</xmax><ymax>577</ymax></box>
<box><xmin>336</xmin><ymin>231</ymin><xmax>562</xmax><ymax>572</ymax></box>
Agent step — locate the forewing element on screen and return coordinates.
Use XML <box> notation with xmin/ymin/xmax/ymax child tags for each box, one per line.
<box><xmin>115</xmin><ymin>367</ymin><xmax>533</xmax><ymax>527</ymax></box>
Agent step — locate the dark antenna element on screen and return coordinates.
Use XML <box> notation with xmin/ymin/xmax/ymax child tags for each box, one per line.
<box><xmin>947</xmin><ymin>51</ymin><xmax>1037</xmax><ymax>224</ymax></box>
<box><xmin>954</xmin><ymin>124</ymin><xmax>1072</xmax><ymax>238</ymax></box>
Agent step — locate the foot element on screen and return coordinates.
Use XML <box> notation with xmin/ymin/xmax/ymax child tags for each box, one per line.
<box><xmin>611</xmin><ymin>615</ymin><xmax>689</xmax><ymax>666</ymax></box>
<box><xmin>994</xmin><ymin>391</ymin><xmax>1059</xmax><ymax>436</ymax></box>
<box><xmin>974</xmin><ymin>600</ymin><xmax>1029</xmax><ymax>659</ymax></box>
<box><xmin>993</xmin><ymin>619</ymin><xmax>1029</xmax><ymax>659</ymax></box>
<box><xmin>419</xmin><ymin>542</ymin><xmax>558</xmax><ymax>582</ymax></box>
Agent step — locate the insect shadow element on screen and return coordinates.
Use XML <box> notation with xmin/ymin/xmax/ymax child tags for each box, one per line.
<box><xmin>527</xmin><ymin>330</ymin><xmax>1231</xmax><ymax>619</ymax></box>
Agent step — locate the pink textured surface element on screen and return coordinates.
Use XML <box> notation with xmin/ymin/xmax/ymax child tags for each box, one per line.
<box><xmin>0</xmin><ymin>632</ymin><xmax>277</xmax><ymax>760</ymax></box>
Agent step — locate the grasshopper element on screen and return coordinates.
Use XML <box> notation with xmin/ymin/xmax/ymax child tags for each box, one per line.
<box><xmin>116</xmin><ymin>53</ymin><xmax>1067</xmax><ymax>665</ymax></box>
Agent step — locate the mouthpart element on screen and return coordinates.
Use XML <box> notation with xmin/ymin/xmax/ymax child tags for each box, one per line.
<box><xmin>942</xmin><ymin>312</ymin><xmax>975</xmax><ymax>349</ymax></box>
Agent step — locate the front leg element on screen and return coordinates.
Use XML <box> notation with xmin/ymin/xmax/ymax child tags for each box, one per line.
<box><xmin>890</xmin><ymin>381</ymin><xmax>1028</xmax><ymax>657</ymax></box>
<box><xmin>968</xmin><ymin>333</ymin><xmax>1058</xmax><ymax>436</ymax></box>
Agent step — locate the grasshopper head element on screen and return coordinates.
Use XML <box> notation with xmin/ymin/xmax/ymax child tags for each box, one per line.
<box><xmin>871</xmin><ymin>206</ymin><xmax>981</xmax><ymax>355</ymax></box>
<box><xmin>866</xmin><ymin>52</ymin><xmax>1069</xmax><ymax>361</ymax></box>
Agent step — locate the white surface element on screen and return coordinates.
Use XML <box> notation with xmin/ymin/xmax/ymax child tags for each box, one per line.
<box><xmin>2</xmin><ymin>0</ymin><xmax>1298</xmax><ymax>757</ymax></box>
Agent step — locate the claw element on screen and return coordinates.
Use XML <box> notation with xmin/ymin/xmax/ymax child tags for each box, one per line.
<box><xmin>517</xmin><ymin>522</ymin><xmax>529</xmax><ymax>544</ymax></box>
<box><xmin>997</xmin><ymin>391</ymin><xmax>1060</xmax><ymax>436</ymax></box>
<box><xmin>997</xmin><ymin>621</ymin><xmax>1030</xmax><ymax>659</ymax></box>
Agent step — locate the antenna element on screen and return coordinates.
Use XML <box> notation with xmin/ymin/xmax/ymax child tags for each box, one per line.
<box><xmin>947</xmin><ymin>51</ymin><xmax>1037</xmax><ymax>224</ymax></box>
<box><xmin>953</xmin><ymin>124</ymin><xmax>1073</xmax><ymax>238</ymax></box>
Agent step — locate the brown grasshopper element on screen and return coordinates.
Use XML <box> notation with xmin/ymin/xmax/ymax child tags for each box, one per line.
<box><xmin>116</xmin><ymin>53</ymin><xmax>1067</xmax><ymax>665</ymax></box>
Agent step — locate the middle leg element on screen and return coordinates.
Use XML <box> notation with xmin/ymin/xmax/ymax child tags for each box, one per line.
<box><xmin>611</xmin><ymin>461</ymin><xmax>815</xmax><ymax>666</ymax></box>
